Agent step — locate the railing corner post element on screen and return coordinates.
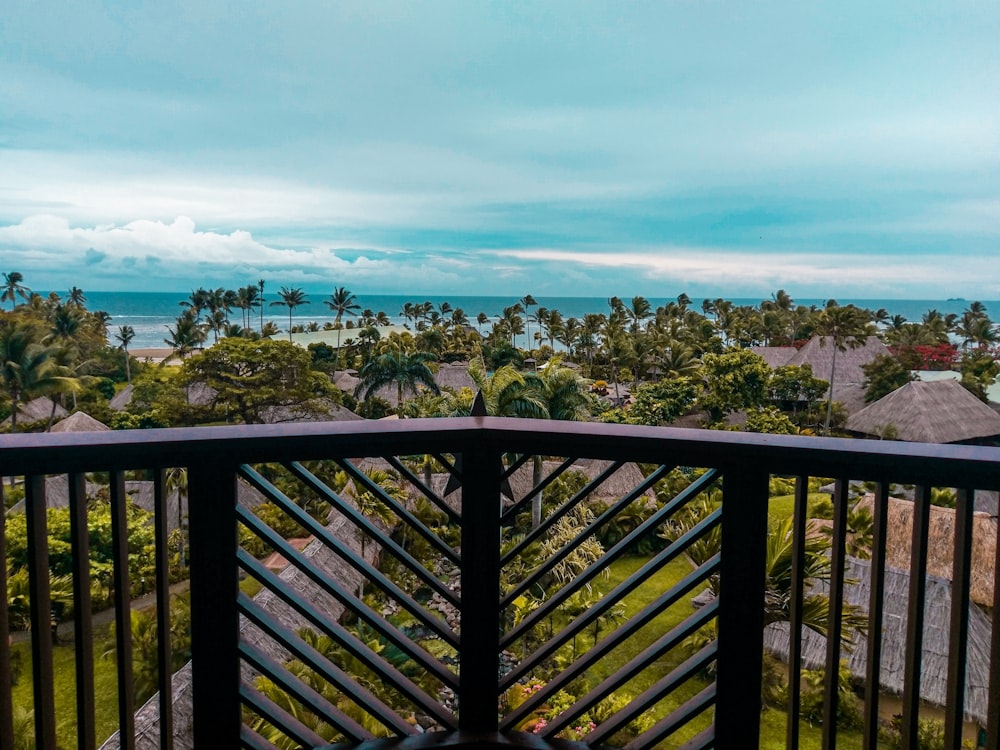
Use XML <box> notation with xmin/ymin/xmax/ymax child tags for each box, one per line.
<box><xmin>715</xmin><ymin>464</ymin><xmax>769</xmax><ymax>749</ymax></box>
<box><xmin>458</xmin><ymin>439</ymin><xmax>502</xmax><ymax>734</ymax></box>
<box><xmin>188</xmin><ymin>459</ymin><xmax>241</xmax><ymax>748</ymax></box>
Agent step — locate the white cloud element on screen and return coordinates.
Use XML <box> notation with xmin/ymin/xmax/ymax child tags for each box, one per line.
<box><xmin>491</xmin><ymin>246</ymin><xmax>996</xmax><ymax>296</ymax></box>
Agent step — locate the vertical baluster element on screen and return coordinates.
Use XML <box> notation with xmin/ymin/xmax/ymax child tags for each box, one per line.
<box><xmin>863</xmin><ymin>481</ymin><xmax>889</xmax><ymax>750</ymax></box>
<box><xmin>26</xmin><ymin>474</ymin><xmax>56</xmax><ymax>749</ymax></box>
<box><xmin>715</xmin><ymin>464</ymin><xmax>769</xmax><ymax>749</ymax></box>
<box><xmin>457</xmin><ymin>441</ymin><xmax>502</xmax><ymax>734</ymax></box>
<box><xmin>152</xmin><ymin>468</ymin><xmax>174</xmax><ymax>750</ymax></box>
<box><xmin>188</xmin><ymin>460</ymin><xmax>240</xmax><ymax>746</ymax></box>
<box><xmin>901</xmin><ymin>483</ymin><xmax>931</xmax><ymax>749</ymax></box>
<box><xmin>110</xmin><ymin>470</ymin><xmax>135</xmax><ymax>748</ymax></box>
<box><xmin>822</xmin><ymin>479</ymin><xmax>849</xmax><ymax>750</ymax></box>
<box><xmin>989</xmin><ymin>491</ymin><xmax>1000</xmax><ymax>750</ymax></box>
<box><xmin>69</xmin><ymin>472</ymin><xmax>96</xmax><ymax>750</ymax></box>
<box><xmin>943</xmin><ymin>488</ymin><xmax>973</xmax><ymax>750</ymax></box>
<box><xmin>785</xmin><ymin>475</ymin><xmax>808</xmax><ymax>750</ymax></box>
<box><xmin>0</xmin><ymin>479</ymin><xmax>14</xmax><ymax>750</ymax></box>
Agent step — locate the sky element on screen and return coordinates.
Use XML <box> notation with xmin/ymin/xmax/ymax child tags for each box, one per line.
<box><xmin>1</xmin><ymin>1</ymin><xmax>998</xmax><ymax>299</ymax></box>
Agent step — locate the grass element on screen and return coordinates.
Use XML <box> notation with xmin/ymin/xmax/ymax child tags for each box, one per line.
<box><xmin>767</xmin><ymin>492</ymin><xmax>831</xmax><ymax>523</ymax></box>
<box><xmin>11</xmin><ymin>623</ymin><xmax>123</xmax><ymax>748</ymax></box>
<box><xmin>576</xmin><ymin>555</ymin><xmax>863</xmax><ymax>749</ymax></box>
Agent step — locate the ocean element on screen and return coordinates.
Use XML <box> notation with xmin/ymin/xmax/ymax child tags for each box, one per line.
<box><xmin>63</xmin><ymin>291</ymin><xmax>999</xmax><ymax>350</ymax></box>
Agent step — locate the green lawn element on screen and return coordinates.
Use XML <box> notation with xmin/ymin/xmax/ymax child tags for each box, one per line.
<box><xmin>580</xmin><ymin>555</ymin><xmax>862</xmax><ymax>749</ymax></box>
<box><xmin>11</xmin><ymin>624</ymin><xmax>123</xmax><ymax>748</ymax></box>
<box><xmin>767</xmin><ymin>493</ymin><xmax>831</xmax><ymax>523</ymax></box>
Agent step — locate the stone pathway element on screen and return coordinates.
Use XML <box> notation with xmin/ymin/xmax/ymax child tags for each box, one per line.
<box><xmin>10</xmin><ymin>579</ymin><xmax>191</xmax><ymax>645</ymax></box>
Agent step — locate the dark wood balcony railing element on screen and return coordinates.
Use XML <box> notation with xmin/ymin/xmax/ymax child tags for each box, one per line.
<box><xmin>1</xmin><ymin>418</ymin><xmax>999</xmax><ymax>750</ymax></box>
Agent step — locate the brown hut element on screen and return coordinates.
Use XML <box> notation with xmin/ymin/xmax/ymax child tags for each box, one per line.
<box><xmin>845</xmin><ymin>379</ymin><xmax>1000</xmax><ymax>444</ymax></box>
<box><xmin>750</xmin><ymin>346</ymin><xmax>797</xmax><ymax>369</ymax></box>
<box><xmin>785</xmin><ymin>335</ymin><xmax>889</xmax><ymax>414</ymax></box>
<box><xmin>852</xmin><ymin>494</ymin><xmax>997</xmax><ymax>608</ymax></box>
<box><xmin>49</xmin><ymin>411</ymin><xmax>110</xmax><ymax>432</ymax></box>
<box><xmin>763</xmin><ymin>557</ymin><xmax>992</xmax><ymax>731</ymax></box>
<box><xmin>1</xmin><ymin>396</ymin><xmax>67</xmax><ymax>428</ymax></box>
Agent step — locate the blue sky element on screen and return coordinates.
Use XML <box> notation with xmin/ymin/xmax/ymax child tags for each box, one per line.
<box><xmin>1</xmin><ymin>1</ymin><xmax>997</xmax><ymax>298</ymax></box>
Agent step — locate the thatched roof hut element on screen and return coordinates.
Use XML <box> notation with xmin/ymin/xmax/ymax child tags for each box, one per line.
<box><xmin>750</xmin><ymin>346</ymin><xmax>797</xmax><ymax>369</ymax></box>
<box><xmin>108</xmin><ymin>384</ymin><xmax>133</xmax><ymax>411</ymax></box>
<box><xmin>852</xmin><ymin>494</ymin><xmax>997</xmax><ymax>608</ymax></box>
<box><xmin>434</xmin><ymin>362</ymin><xmax>475</xmax><ymax>391</ymax></box>
<box><xmin>763</xmin><ymin>557</ymin><xmax>993</xmax><ymax>726</ymax></box>
<box><xmin>782</xmin><ymin>335</ymin><xmax>888</xmax><ymax>414</ymax></box>
<box><xmin>49</xmin><ymin>411</ymin><xmax>110</xmax><ymax>432</ymax></box>
<box><xmin>787</xmin><ymin>335</ymin><xmax>889</xmax><ymax>387</ymax></box>
<box><xmin>0</xmin><ymin>396</ymin><xmax>67</xmax><ymax>428</ymax></box>
<box><xmin>845</xmin><ymin>379</ymin><xmax>1000</xmax><ymax>444</ymax></box>
<box><xmin>259</xmin><ymin>400</ymin><xmax>364</xmax><ymax>424</ymax></box>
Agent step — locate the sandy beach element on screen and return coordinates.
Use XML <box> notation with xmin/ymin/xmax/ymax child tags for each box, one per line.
<box><xmin>130</xmin><ymin>347</ymin><xmax>183</xmax><ymax>365</ymax></box>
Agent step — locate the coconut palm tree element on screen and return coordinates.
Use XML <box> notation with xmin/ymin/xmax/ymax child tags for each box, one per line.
<box><xmin>66</xmin><ymin>286</ymin><xmax>87</xmax><ymax>308</ymax></box>
<box><xmin>257</xmin><ymin>279</ymin><xmax>266</xmax><ymax>331</ymax></box>
<box><xmin>1</xmin><ymin>272</ymin><xmax>30</xmax><ymax>310</ymax></box>
<box><xmin>354</xmin><ymin>339</ymin><xmax>439</xmax><ymax>408</ymax></box>
<box><xmin>0</xmin><ymin>322</ymin><xmax>79</xmax><ymax>431</ymax></box>
<box><xmin>814</xmin><ymin>305</ymin><xmax>871</xmax><ymax>434</ymax></box>
<box><xmin>269</xmin><ymin>287</ymin><xmax>309</xmax><ymax>342</ymax></box>
<box><xmin>520</xmin><ymin>295</ymin><xmax>537</xmax><ymax>350</ymax></box>
<box><xmin>115</xmin><ymin>325</ymin><xmax>135</xmax><ymax>383</ymax></box>
<box><xmin>164</xmin><ymin>310</ymin><xmax>206</xmax><ymax>359</ymax></box>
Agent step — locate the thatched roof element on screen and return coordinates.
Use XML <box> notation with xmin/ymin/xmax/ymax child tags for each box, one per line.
<box><xmin>109</xmin><ymin>384</ymin><xmax>134</xmax><ymax>411</ymax></box>
<box><xmin>763</xmin><ymin>557</ymin><xmax>993</xmax><ymax>725</ymax></box>
<box><xmin>853</xmin><ymin>495</ymin><xmax>997</xmax><ymax>608</ymax></box>
<box><xmin>331</xmin><ymin>370</ymin><xmax>360</xmax><ymax>393</ymax></box>
<box><xmin>107</xmin><ymin>382</ymin><xmax>217</xmax><ymax>411</ymax></box>
<box><xmin>750</xmin><ymin>346</ymin><xmax>797</xmax><ymax>369</ymax></box>
<box><xmin>846</xmin><ymin>379</ymin><xmax>1000</xmax><ymax>444</ymax></box>
<box><xmin>787</xmin><ymin>335</ymin><xmax>889</xmax><ymax>390</ymax></box>
<box><xmin>1</xmin><ymin>396</ymin><xmax>67</xmax><ymax>428</ymax></box>
<box><xmin>49</xmin><ymin>411</ymin><xmax>110</xmax><ymax>432</ymax></box>
<box><xmin>259</xmin><ymin>399</ymin><xmax>364</xmax><ymax>424</ymax></box>
<box><xmin>434</xmin><ymin>362</ymin><xmax>475</xmax><ymax>391</ymax></box>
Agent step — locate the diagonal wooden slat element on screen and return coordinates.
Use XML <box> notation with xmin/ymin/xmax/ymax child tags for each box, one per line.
<box><xmin>508</xmin><ymin>586</ymin><xmax>720</xmax><ymax>735</ymax></box>
<box><xmin>280</xmin><ymin>461</ymin><xmax>459</xmax><ymax>605</ymax></box>
<box><xmin>238</xmin><ymin>557</ymin><xmax>459</xmax><ymax>720</ymax></box>
<box><xmin>503</xmin><ymin>511</ymin><xmax>721</xmax><ymax>688</ymax></box>
<box><xmin>237</xmin><ymin>505</ymin><xmax>460</xmax><ymax>672</ymax></box>
<box><xmin>383</xmin><ymin>454</ymin><xmax>461</xmax><ymax>523</ymax></box>
<box><xmin>239</xmin><ymin>679</ymin><xmax>329</xmax><ymax>748</ymax></box>
<box><xmin>239</xmin><ymin>593</ymin><xmax>416</xmax><ymax>734</ymax></box>
<box><xmin>243</xmin><ymin>463</ymin><xmax>458</xmax><ymax>611</ymax></box>
<box><xmin>336</xmin><ymin>459</ymin><xmax>462</xmax><ymax>566</ymax></box>
<box><xmin>582</xmin><ymin>643</ymin><xmax>718</xmax><ymax>745</ymax></box>
<box><xmin>624</xmin><ymin>683</ymin><xmax>717</xmax><ymax>750</ymax></box>
<box><xmin>502</xmin><ymin>503</ymin><xmax>721</xmax><ymax>662</ymax></box>
<box><xmin>500</xmin><ymin>463</ymin><xmax>675</xmax><ymax>605</ymax></box>
<box><xmin>500</xmin><ymin>456</ymin><xmax>582</xmax><ymax>522</ymax></box>
<box><xmin>502</xmin><ymin>470</ymin><xmax>720</xmax><ymax>646</ymax></box>
<box><xmin>239</xmin><ymin>637</ymin><xmax>383</xmax><ymax>741</ymax></box>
